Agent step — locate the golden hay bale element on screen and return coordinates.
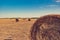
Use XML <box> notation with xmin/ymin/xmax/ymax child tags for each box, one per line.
<box><xmin>31</xmin><ymin>15</ymin><xmax>60</xmax><ymax>40</ymax></box>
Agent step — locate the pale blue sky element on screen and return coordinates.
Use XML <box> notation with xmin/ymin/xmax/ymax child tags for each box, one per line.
<box><xmin>0</xmin><ymin>0</ymin><xmax>60</xmax><ymax>18</ymax></box>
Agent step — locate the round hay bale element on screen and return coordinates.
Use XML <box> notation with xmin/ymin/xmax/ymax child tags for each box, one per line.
<box><xmin>28</xmin><ymin>18</ymin><xmax>31</xmax><ymax>21</ymax></box>
<box><xmin>31</xmin><ymin>15</ymin><xmax>60</xmax><ymax>40</ymax></box>
<box><xmin>15</xmin><ymin>18</ymin><xmax>19</xmax><ymax>22</ymax></box>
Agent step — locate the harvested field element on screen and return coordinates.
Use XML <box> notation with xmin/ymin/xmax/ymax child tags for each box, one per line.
<box><xmin>0</xmin><ymin>18</ymin><xmax>37</xmax><ymax>40</ymax></box>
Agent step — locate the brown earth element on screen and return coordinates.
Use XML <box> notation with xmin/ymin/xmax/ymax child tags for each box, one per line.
<box><xmin>0</xmin><ymin>18</ymin><xmax>37</xmax><ymax>40</ymax></box>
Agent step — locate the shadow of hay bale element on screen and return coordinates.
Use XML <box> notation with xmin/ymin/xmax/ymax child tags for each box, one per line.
<box><xmin>4</xmin><ymin>37</ymin><xmax>12</xmax><ymax>40</ymax></box>
<box><xmin>4</xmin><ymin>39</ymin><xmax>12</xmax><ymax>40</ymax></box>
<box><xmin>31</xmin><ymin>15</ymin><xmax>60</xmax><ymax>40</ymax></box>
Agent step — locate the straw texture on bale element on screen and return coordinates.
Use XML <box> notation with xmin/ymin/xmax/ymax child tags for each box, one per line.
<box><xmin>31</xmin><ymin>15</ymin><xmax>60</xmax><ymax>40</ymax></box>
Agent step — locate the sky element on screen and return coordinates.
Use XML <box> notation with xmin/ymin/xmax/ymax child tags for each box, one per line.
<box><xmin>0</xmin><ymin>0</ymin><xmax>60</xmax><ymax>18</ymax></box>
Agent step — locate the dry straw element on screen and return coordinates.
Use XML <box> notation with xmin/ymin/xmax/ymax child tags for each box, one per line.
<box><xmin>31</xmin><ymin>15</ymin><xmax>60</xmax><ymax>40</ymax></box>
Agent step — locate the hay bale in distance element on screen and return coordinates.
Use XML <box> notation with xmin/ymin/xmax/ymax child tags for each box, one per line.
<box><xmin>15</xmin><ymin>18</ymin><xmax>19</xmax><ymax>22</ymax></box>
<box><xmin>28</xmin><ymin>18</ymin><xmax>31</xmax><ymax>21</ymax></box>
